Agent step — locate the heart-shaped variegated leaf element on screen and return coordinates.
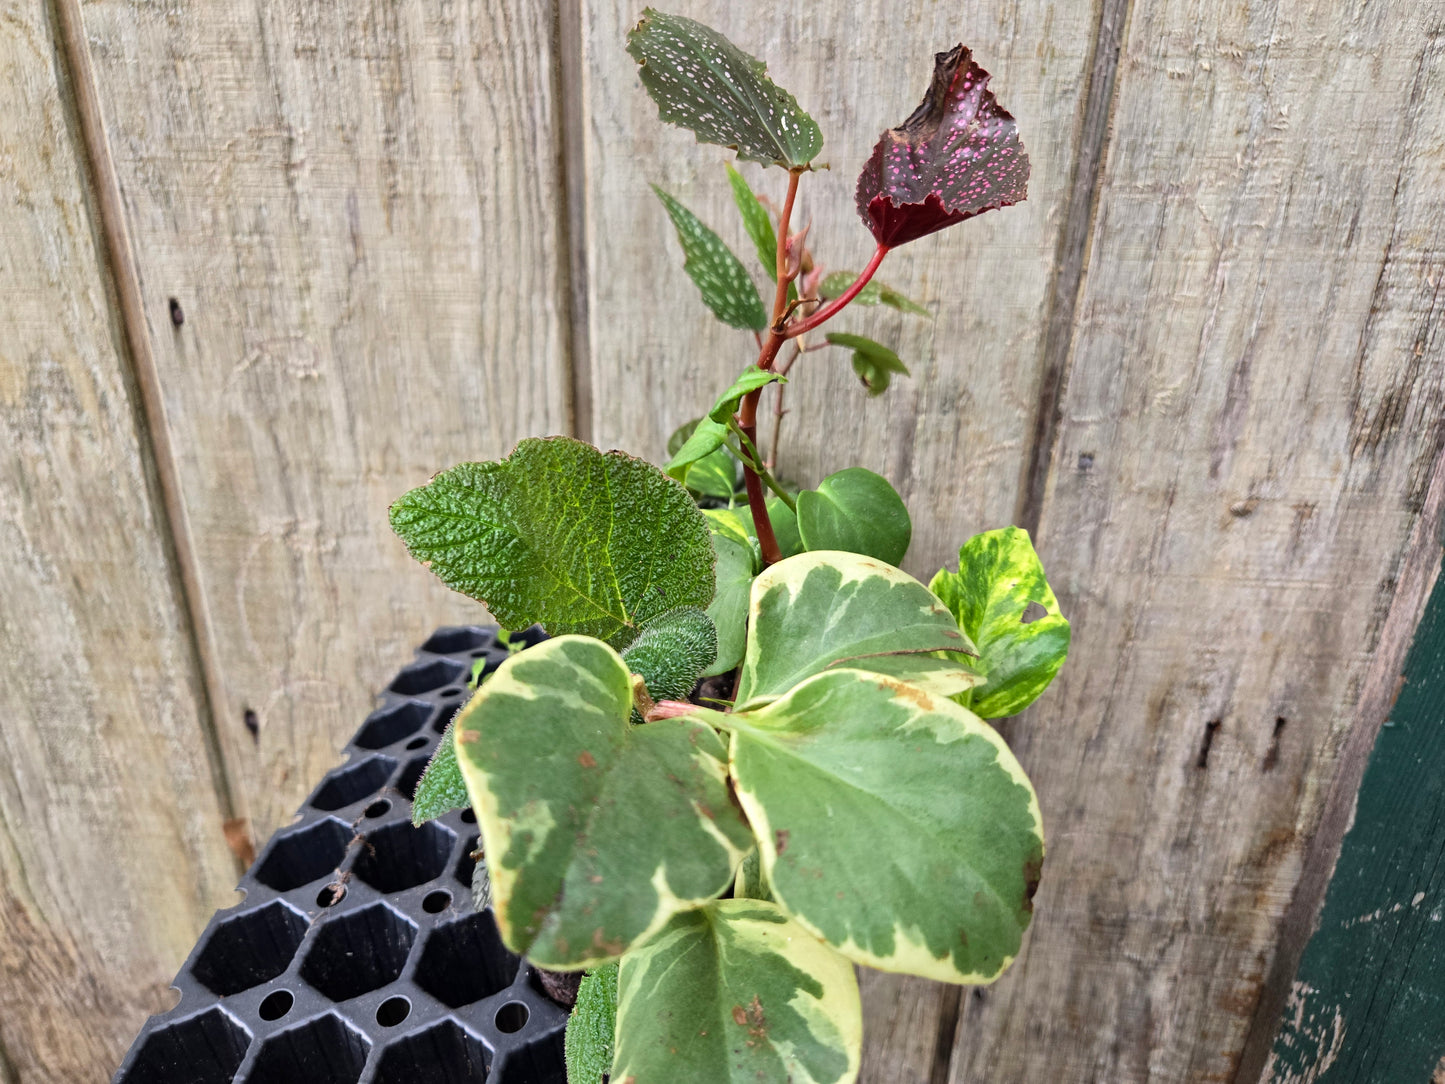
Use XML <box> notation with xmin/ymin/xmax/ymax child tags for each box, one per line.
<box><xmin>717</xmin><ymin>670</ymin><xmax>1044</xmax><ymax>983</ymax></box>
<box><xmin>856</xmin><ymin>45</ymin><xmax>1029</xmax><ymax>247</ymax></box>
<box><xmin>614</xmin><ymin>899</ymin><xmax>861</xmax><ymax>1084</ymax></box>
<box><xmin>930</xmin><ymin>527</ymin><xmax>1070</xmax><ymax>718</ymax></box>
<box><xmin>734</xmin><ymin>550</ymin><xmax>979</xmax><ymax>709</ymax></box>
<box><xmin>627</xmin><ymin>10</ymin><xmax>823</xmax><ymax>169</ymax></box>
<box><xmin>455</xmin><ymin>636</ymin><xmax>751</xmax><ymax>968</ymax></box>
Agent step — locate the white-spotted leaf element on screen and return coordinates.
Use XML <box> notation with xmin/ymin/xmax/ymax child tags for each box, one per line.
<box><xmin>819</xmin><ymin>272</ymin><xmax>929</xmax><ymax>316</ymax></box>
<box><xmin>614</xmin><ymin>899</ymin><xmax>861</xmax><ymax>1084</ymax></box>
<box><xmin>454</xmin><ymin>636</ymin><xmax>751</xmax><ymax>968</ymax></box>
<box><xmin>655</xmin><ymin>187</ymin><xmax>767</xmax><ymax>331</ymax></box>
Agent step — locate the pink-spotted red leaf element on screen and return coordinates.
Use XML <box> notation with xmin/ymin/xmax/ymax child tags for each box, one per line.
<box><xmin>856</xmin><ymin>46</ymin><xmax>1029</xmax><ymax>248</ymax></box>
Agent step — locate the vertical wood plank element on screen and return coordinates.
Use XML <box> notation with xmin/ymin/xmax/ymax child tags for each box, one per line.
<box><xmin>81</xmin><ymin>0</ymin><xmax>573</xmax><ymax>839</ymax></box>
<box><xmin>0</xmin><ymin>0</ymin><xmax>239</xmax><ymax>1077</ymax></box>
<box><xmin>576</xmin><ymin>3</ymin><xmax>1102</xmax><ymax>1075</ymax></box>
<box><xmin>948</xmin><ymin>3</ymin><xmax>1445</xmax><ymax>1081</ymax></box>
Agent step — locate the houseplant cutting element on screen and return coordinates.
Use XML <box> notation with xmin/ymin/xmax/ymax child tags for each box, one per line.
<box><xmin>390</xmin><ymin>10</ymin><xmax>1070</xmax><ymax>1083</ymax></box>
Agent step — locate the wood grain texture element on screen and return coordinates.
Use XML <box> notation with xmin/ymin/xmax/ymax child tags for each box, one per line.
<box><xmin>0</xmin><ymin>0</ymin><xmax>240</xmax><ymax>1077</ymax></box>
<box><xmin>80</xmin><ymin>0</ymin><xmax>573</xmax><ymax>840</ymax></box>
<box><xmin>947</xmin><ymin>3</ymin><xmax>1445</xmax><ymax>1081</ymax></box>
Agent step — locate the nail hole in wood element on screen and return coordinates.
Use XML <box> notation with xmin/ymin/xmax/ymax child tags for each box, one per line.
<box><xmin>168</xmin><ymin>297</ymin><xmax>184</xmax><ymax>326</ymax></box>
<box><xmin>1262</xmin><ymin>716</ymin><xmax>1286</xmax><ymax>772</ymax></box>
<box><xmin>243</xmin><ymin>708</ymin><xmax>259</xmax><ymax>742</ymax></box>
<box><xmin>1196</xmin><ymin>720</ymin><xmax>1222</xmax><ymax>769</ymax></box>
<box><xmin>1077</xmin><ymin>452</ymin><xmax>1094</xmax><ymax>471</ymax></box>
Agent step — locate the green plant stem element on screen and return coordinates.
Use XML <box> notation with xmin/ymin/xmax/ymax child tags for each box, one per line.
<box><xmin>739</xmin><ymin>167</ymin><xmax>803</xmax><ymax>565</ymax></box>
<box><xmin>782</xmin><ymin>242</ymin><xmax>890</xmax><ymax>339</ymax></box>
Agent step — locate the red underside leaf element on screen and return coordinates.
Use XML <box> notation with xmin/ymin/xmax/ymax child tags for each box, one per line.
<box><xmin>856</xmin><ymin>45</ymin><xmax>1030</xmax><ymax>248</ymax></box>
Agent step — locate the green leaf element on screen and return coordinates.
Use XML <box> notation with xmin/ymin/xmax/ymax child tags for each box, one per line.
<box><xmin>565</xmin><ymin>963</ymin><xmax>618</xmax><ymax>1084</ymax></box>
<box><xmin>727</xmin><ymin>163</ymin><xmax>778</xmax><ymax>278</ymax></box>
<box><xmin>614</xmin><ymin>899</ymin><xmax>861</xmax><ymax>1084</ymax></box>
<box><xmin>734</xmin><ymin>848</ymin><xmax>772</xmax><ymax>901</ymax></box>
<box><xmin>391</xmin><ymin>437</ymin><xmax>714</xmax><ymax>651</ymax></box>
<box><xmin>719</xmin><ymin>669</ymin><xmax>1044</xmax><ymax>983</ymax></box>
<box><xmin>818</xmin><ymin>273</ymin><xmax>928</xmax><ymax>316</ymax></box>
<box><xmin>411</xmin><ymin>715</ymin><xmax>469</xmax><ymax>825</ymax></box>
<box><xmin>621</xmin><ymin>607</ymin><xmax>717</xmax><ymax>705</ymax></box>
<box><xmin>825</xmin><ymin>332</ymin><xmax>911</xmax><ymax>396</ymax></box>
<box><xmin>797</xmin><ymin>467</ymin><xmax>911</xmax><ymax>565</ymax></box>
<box><xmin>929</xmin><ymin>527</ymin><xmax>1071</xmax><ymax>718</ymax></box>
<box><xmin>627</xmin><ymin>10</ymin><xmax>824</xmax><ymax>169</ymax></box>
<box><xmin>668</xmin><ymin>419</ymin><xmax>738</xmax><ymax>501</ymax></box>
<box><xmin>735</xmin><ymin>550</ymin><xmax>980</xmax><ymax>710</ymax></box>
<box><xmin>734</xmin><ymin>496</ymin><xmax>803</xmax><ymax>560</ymax></box>
<box><xmin>654</xmin><ymin>187</ymin><xmax>767</xmax><ymax>331</ymax></box>
<box><xmin>707</xmin><ymin>366</ymin><xmax>786</xmax><ymax>425</ymax></box>
<box><xmin>454</xmin><ymin>636</ymin><xmax>751</xmax><ymax>967</ymax></box>
<box><xmin>665</xmin><ymin>417</ymin><xmax>730</xmax><ymax>486</ymax></box>
<box><xmin>706</xmin><ymin>532</ymin><xmax>756</xmax><ymax>677</ymax></box>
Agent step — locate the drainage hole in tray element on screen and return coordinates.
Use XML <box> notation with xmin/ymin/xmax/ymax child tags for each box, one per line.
<box><xmin>494</xmin><ymin>1002</ymin><xmax>529</xmax><ymax>1034</ymax></box>
<box><xmin>376</xmin><ymin>996</ymin><xmax>412</xmax><ymax>1027</ymax></box>
<box><xmin>365</xmin><ymin>799</ymin><xmax>391</xmax><ymax>818</ymax></box>
<box><xmin>423</xmin><ymin>890</ymin><xmax>451</xmax><ymax>914</ymax></box>
<box><xmin>258</xmin><ymin>990</ymin><xmax>294</xmax><ymax>1021</ymax></box>
<box><xmin>317</xmin><ymin>882</ymin><xmax>347</xmax><ymax>908</ymax></box>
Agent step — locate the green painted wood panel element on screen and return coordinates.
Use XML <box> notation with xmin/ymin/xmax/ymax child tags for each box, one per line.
<box><xmin>1266</xmin><ymin>544</ymin><xmax>1445</xmax><ymax>1083</ymax></box>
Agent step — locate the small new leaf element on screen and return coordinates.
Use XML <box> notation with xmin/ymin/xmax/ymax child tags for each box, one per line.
<box><xmin>565</xmin><ymin>963</ymin><xmax>618</xmax><ymax>1084</ymax></box>
<box><xmin>628</xmin><ymin>9</ymin><xmax>824</xmax><ymax>169</ymax></box>
<box><xmin>621</xmin><ymin>606</ymin><xmax>718</xmax><ymax>705</ymax></box>
<box><xmin>654</xmin><ymin>187</ymin><xmax>767</xmax><ymax>331</ymax></box>
<box><xmin>856</xmin><ymin>45</ymin><xmax>1029</xmax><ymax>247</ymax></box>
<box><xmin>819</xmin><ymin>272</ymin><xmax>928</xmax><ymax>316</ymax></box>
<box><xmin>411</xmin><ymin>715</ymin><xmax>469</xmax><ymax>825</ymax></box>
<box><xmin>667</xmin><ymin>419</ymin><xmax>737</xmax><ymax>500</ymax></box>
<box><xmin>727</xmin><ymin>163</ymin><xmax>779</xmax><ymax>278</ymax></box>
<box><xmin>390</xmin><ymin>437</ymin><xmax>714</xmax><ymax>651</ymax></box>
<box><xmin>825</xmin><ymin>332</ymin><xmax>911</xmax><ymax>396</ymax></box>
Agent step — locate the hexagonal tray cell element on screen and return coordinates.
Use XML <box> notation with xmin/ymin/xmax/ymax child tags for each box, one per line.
<box><xmin>421</xmin><ymin>627</ymin><xmax>493</xmax><ymax>654</ymax></box>
<box><xmin>355</xmin><ymin>700</ymin><xmax>433</xmax><ymax>749</ymax></box>
<box><xmin>117</xmin><ymin>1007</ymin><xmax>249</xmax><ymax>1084</ymax></box>
<box><xmin>253</xmin><ymin>818</ymin><xmax>352</xmax><ymax>892</ymax></box>
<box><xmin>497</xmin><ymin>1032</ymin><xmax>567</xmax><ymax>1084</ymax></box>
<box><xmin>374</xmin><ymin>1020</ymin><xmax>490</xmax><ymax>1084</ymax></box>
<box><xmin>247</xmin><ymin>1013</ymin><xmax>371</xmax><ymax>1084</ymax></box>
<box><xmin>299</xmin><ymin>902</ymin><xmax>417</xmax><ymax>1002</ymax></box>
<box><xmin>415</xmin><ymin>911</ymin><xmax>519</xmax><ymax>1008</ymax></box>
<box><xmin>396</xmin><ymin>753</ymin><xmax>430</xmax><ymax>800</ymax></box>
<box><xmin>455</xmin><ymin>833</ymin><xmax>480</xmax><ymax>890</ymax></box>
<box><xmin>310</xmin><ymin>755</ymin><xmax>398</xmax><ymax>811</ymax></box>
<box><xmin>390</xmin><ymin>657</ymin><xmax>468</xmax><ymax>696</ymax></box>
<box><xmin>353</xmin><ymin>819</ymin><xmax>455</xmax><ymax>894</ymax></box>
<box><xmin>190</xmin><ymin>900</ymin><xmax>309</xmax><ymax>996</ymax></box>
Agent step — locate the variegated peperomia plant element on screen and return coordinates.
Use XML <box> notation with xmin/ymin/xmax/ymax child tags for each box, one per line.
<box><xmin>389</xmin><ymin>11</ymin><xmax>1068</xmax><ymax>1083</ymax></box>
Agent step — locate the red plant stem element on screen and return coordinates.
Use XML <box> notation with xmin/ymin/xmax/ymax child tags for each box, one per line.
<box><xmin>782</xmin><ymin>242</ymin><xmax>890</xmax><ymax>339</ymax></box>
<box><xmin>738</xmin><ymin>168</ymin><xmax>803</xmax><ymax>566</ymax></box>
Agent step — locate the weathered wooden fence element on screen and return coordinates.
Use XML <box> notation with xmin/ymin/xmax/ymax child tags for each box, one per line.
<box><xmin>2</xmin><ymin>0</ymin><xmax>1442</xmax><ymax>1079</ymax></box>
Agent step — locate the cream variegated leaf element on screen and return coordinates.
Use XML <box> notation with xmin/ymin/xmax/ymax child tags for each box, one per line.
<box><xmin>454</xmin><ymin>636</ymin><xmax>751</xmax><ymax>968</ymax></box>
<box><xmin>614</xmin><ymin>899</ymin><xmax>860</xmax><ymax>1084</ymax></box>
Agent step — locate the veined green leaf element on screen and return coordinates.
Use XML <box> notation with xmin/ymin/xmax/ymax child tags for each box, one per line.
<box><xmin>818</xmin><ymin>273</ymin><xmax>929</xmax><ymax>316</ymax></box>
<box><xmin>665</xmin><ymin>417</ymin><xmax>730</xmax><ymax>486</ymax></box>
<box><xmin>654</xmin><ymin>187</ymin><xmax>767</xmax><ymax>331</ymax></box>
<box><xmin>727</xmin><ymin>163</ymin><xmax>779</xmax><ymax>278</ymax></box>
<box><xmin>411</xmin><ymin>714</ymin><xmax>469</xmax><ymax>825</ymax></box>
<box><xmin>627</xmin><ymin>10</ymin><xmax>824</xmax><ymax>169</ymax></box>
<box><xmin>566</xmin><ymin>963</ymin><xmax>618</xmax><ymax>1084</ymax></box>
<box><xmin>454</xmin><ymin>636</ymin><xmax>751</xmax><ymax>967</ymax></box>
<box><xmin>708</xmin><ymin>366</ymin><xmax>786</xmax><ymax>425</ymax></box>
<box><xmin>668</xmin><ymin>419</ymin><xmax>738</xmax><ymax>501</ymax></box>
<box><xmin>797</xmin><ymin>467</ymin><xmax>911</xmax><ymax>565</ymax></box>
<box><xmin>825</xmin><ymin>332</ymin><xmax>911</xmax><ymax>396</ymax></box>
<box><xmin>614</xmin><ymin>899</ymin><xmax>861</xmax><ymax>1084</ymax></box>
<box><xmin>704</xmin><ymin>506</ymin><xmax>757</xmax><ymax>551</ymax></box>
<box><xmin>719</xmin><ymin>669</ymin><xmax>1044</xmax><ymax>984</ymax></box>
<box><xmin>735</xmin><ymin>550</ymin><xmax>979</xmax><ymax>710</ymax></box>
<box><xmin>706</xmin><ymin>532</ymin><xmax>756</xmax><ymax>677</ymax></box>
<box><xmin>391</xmin><ymin>437</ymin><xmax>713</xmax><ymax>650</ymax></box>
<box><xmin>621</xmin><ymin>606</ymin><xmax>717</xmax><ymax>706</ymax></box>
<box><xmin>930</xmin><ymin>527</ymin><xmax>1070</xmax><ymax>718</ymax></box>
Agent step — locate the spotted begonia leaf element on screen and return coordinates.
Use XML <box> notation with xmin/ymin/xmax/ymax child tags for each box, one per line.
<box><xmin>726</xmin><ymin>163</ymin><xmax>779</xmax><ymax>278</ymax></box>
<box><xmin>390</xmin><ymin>437</ymin><xmax>713</xmax><ymax>651</ymax></box>
<box><xmin>856</xmin><ymin>45</ymin><xmax>1029</xmax><ymax>247</ymax></box>
<box><xmin>818</xmin><ymin>272</ymin><xmax>929</xmax><ymax>316</ymax></box>
<box><xmin>628</xmin><ymin>10</ymin><xmax>824</xmax><ymax>169</ymax></box>
<box><xmin>565</xmin><ymin>962</ymin><xmax>618</xmax><ymax>1084</ymax></box>
<box><xmin>735</xmin><ymin>550</ymin><xmax>980</xmax><ymax>710</ymax></box>
<box><xmin>713</xmin><ymin>669</ymin><xmax>1044</xmax><ymax>983</ymax></box>
<box><xmin>454</xmin><ymin>636</ymin><xmax>751</xmax><ymax>968</ymax></box>
<box><xmin>613</xmin><ymin>899</ymin><xmax>861</xmax><ymax>1084</ymax></box>
<box><xmin>796</xmin><ymin>467</ymin><xmax>911</xmax><ymax>565</ymax></box>
<box><xmin>930</xmin><ymin>527</ymin><xmax>1070</xmax><ymax>718</ymax></box>
<box><xmin>655</xmin><ymin>187</ymin><xmax>767</xmax><ymax>331</ymax></box>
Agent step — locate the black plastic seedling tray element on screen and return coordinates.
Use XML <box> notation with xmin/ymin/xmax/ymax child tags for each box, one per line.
<box><xmin>114</xmin><ymin>625</ymin><xmax>565</xmax><ymax>1084</ymax></box>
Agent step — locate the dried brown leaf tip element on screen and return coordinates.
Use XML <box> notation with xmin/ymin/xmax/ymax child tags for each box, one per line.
<box><xmin>856</xmin><ymin>45</ymin><xmax>1030</xmax><ymax>247</ymax></box>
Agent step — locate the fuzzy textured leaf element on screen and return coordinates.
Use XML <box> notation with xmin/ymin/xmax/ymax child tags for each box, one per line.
<box><xmin>856</xmin><ymin>45</ymin><xmax>1029</xmax><ymax>247</ymax></box>
<box><xmin>412</xmin><ymin>714</ymin><xmax>469</xmax><ymax>825</ymax></box>
<box><xmin>614</xmin><ymin>899</ymin><xmax>861</xmax><ymax>1084</ymax></box>
<box><xmin>621</xmin><ymin>606</ymin><xmax>718</xmax><ymax>704</ymax></box>
<box><xmin>390</xmin><ymin>437</ymin><xmax>713</xmax><ymax>651</ymax></box>
<box><xmin>717</xmin><ymin>670</ymin><xmax>1044</xmax><ymax>983</ymax></box>
<box><xmin>735</xmin><ymin>550</ymin><xmax>979</xmax><ymax>710</ymax></box>
<box><xmin>797</xmin><ymin>467</ymin><xmax>911</xmax><ymax>565</ymax></box>
<box><xmin>628</xmin><ymin>10</ymin><xmax>823</xmax><ymax>169</ymax></box>
<box><xmin>818</xmin><ymin>272</ymin><xmax>928</xmax><ymax>316</ymax></box>
<box><xmin>825</xmin><ymin>333</ymin><xmax>911</xmax><ymax>396</ymax></box>
<box><xmin>655</xmin><ymin>187</ymin><xmax>767</xmax><ymax>331</ymax></box>
<box><xmin>454</xmin><ymin>636</ymin><xmax>751</xmax><ymax>967</ymax></box>
<box><xmin>565</xmin><ymin>963</ymin><xmax>618</xmax><ymax>1084</ymax></box>
<box><xmin>930</xmin><ymin>527</ymin><xmax>1070</xmax><ymax>718</ymax></box>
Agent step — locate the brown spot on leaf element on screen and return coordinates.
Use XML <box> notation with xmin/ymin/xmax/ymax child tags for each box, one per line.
<box><xmin>732</xmin><ymin>1005</ymin><xmax>748</xmax><ymax>1026</ymax></box>
<box><xmin>774</xmin><ymin>829</ymin><xmax>790</xmax><ymax>855</ymax></box>
<box><xmin>578</xmin><ymin>751</ymin><xmax>597</xmax><ymax>768</ymax></box>
<box><xmin>458</xmin><ymin>728</ymin><xmax>479</xmax><ymax>744</ymax></box>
